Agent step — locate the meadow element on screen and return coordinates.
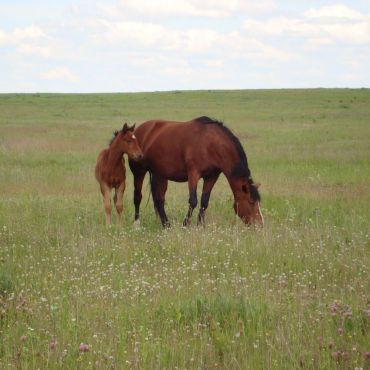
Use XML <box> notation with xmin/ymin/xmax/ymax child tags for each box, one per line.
<box><xmin>0</xmin><ymin>89</ymin><xmax>369</xmax><ymax>369</ymax></box>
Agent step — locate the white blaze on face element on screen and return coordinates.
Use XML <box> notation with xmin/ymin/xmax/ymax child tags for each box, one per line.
<box><xmin>132</xmin><ymin>134</ymin><xmax>136</xmax><ymax>140</ymax></box>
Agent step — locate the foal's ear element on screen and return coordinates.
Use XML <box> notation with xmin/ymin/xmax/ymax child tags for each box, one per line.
<box><xmin>122</xmin><ymin>123</ymin><xmax>129</xmax><ymax>132</ymax></box>
<box><xmin>129</xmin><ymin>124</ymin><xmax>136</xmax><ymax>131</ymax></box>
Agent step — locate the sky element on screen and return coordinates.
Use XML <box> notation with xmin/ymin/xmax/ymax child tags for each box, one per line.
<box><xmin>1</xmin><ymin>0</ymin><xmax>370</xmax><ymax>92</ymax></box>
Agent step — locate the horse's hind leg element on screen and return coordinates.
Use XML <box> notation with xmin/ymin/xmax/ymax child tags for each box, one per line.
<box><xmin>197</xmin><ymin>174</ymin><xmax>220</xmax><ymax>226</ymax></box>
<box><xmin>151</xmin><ymin>175</ymin><xmax>169</xmax><ymax>227</ymax></box>
<box><xmin>183</xmin><ymin>170</ymin><xmax>200</xmax><ymax>226</ymax></box>
<box><xmin>100</xmin><ymin>183</ymin><xmax>112</xmax><ymax>225</ymax></box>
<box><xmin>114</xmin><ymin>182</ymin><xmax>126</xmax><ymax>225</ymax></box>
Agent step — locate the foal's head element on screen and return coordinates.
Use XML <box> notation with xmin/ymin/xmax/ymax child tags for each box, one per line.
<box><xmin>233</xmin><ymin>178</ymin><xmax>264</xmax><ymax>227</ymax></box>
<box><xmin>110</xmin><ymin>123</ymin><xmax>143</xmax><ymax>161</ymax></box>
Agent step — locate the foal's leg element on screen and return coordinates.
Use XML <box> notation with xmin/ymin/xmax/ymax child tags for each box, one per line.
<box><xmin>151</xmin><ymin>175</ymin><xmax>169</xmax><ymax>227</ymax></box>
<box><xmin>197</xmin><ymin>174</ymin><xmax>220</xmax><ymax>226</ymax></box>
<box><xmin>114</xmin><ymin>181</ymin><xmax>126</xmax><ymax>225</ymax></box>
<box><xmin>183</xmin><ymin>170</ymin><xmax>200</xmax><ymax>226</ymax></box>
<box><xmin>100</xmin><ymin>183</ymin><xmax>112</xmax><ymax>225</ymax></box>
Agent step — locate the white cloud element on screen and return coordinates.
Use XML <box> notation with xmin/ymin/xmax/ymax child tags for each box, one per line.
<box><xmin>101</xmin><ymin>0</ymin><xmax>275</xmax><ymax>19</ymax></box>
<box><xmin>243</xmin><ymin>5</ymin><xmax>370</xmax><ymax>45</ymax></box>
<box><xmin>13</xmin><ymin>26</ymin><xmax>46</xmax><ymax>40</ymax></box>
<box><xmin>182</xmin><ymin>29</ymin><xmax>220</xmax><ymax>53</ymax></box>
<box><xmin>244</xmin><ymin>17</ymin><xmax>303</xmax><ymax>36</ymax></box>
<box><xmin>90</xmin><ymin>19</ymin><xmax>179</xmax><ymax>49</ymax></box>
<box><xmin>17</xmin><ymin>44</ymin><xmax>51</xmax><ymax>57</ymax></box>
<box><xmin>89</xmin><ymin>18</ymin><xmax>294</xmax><ymax>62</ymax></box>
<box><xmin>304</xmin><ymin>4</ymin><xmax>365</xmax><ymax>20</ymax></box>
<box><xmin>0</xmin><ymin>25</ymin><xmax>52</xmax><ymax>57</ymax></box>
<box><xmin>205</xmin><ymin>59</ymin><xmax>224</xmax><ymax>67</ymax></box>
<box><xmin>40</xmin><ymin>66</ymin><xmax>80</xmax><ymax>82</ymax></box>
<box><xmin>0</xmin><ymin>25</ymin><xmax>46</xmax><ymax>45</ymax></box>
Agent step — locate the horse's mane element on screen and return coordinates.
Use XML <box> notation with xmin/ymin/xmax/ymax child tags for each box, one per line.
<box><xmin>194</xmin><ymin>116</ymin><xmax>260</xmax><ymax>201</ymax></box>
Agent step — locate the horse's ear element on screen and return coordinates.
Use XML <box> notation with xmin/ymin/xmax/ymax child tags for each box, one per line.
<box><xmin>130</xmin><ymin>124</ymin><xmax>136</xmax><ymax>131</ymax></box>
<box><xmin>122</xmin><ymin>123</ymin><xmax>128</xmax><ymax>132</ymax></box>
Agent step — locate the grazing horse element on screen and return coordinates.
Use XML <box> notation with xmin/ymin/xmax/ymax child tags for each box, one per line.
<box><xmin>95</xmin><ymin>123</ymin><xmax>143</xmax><ymax>225</ymax></box>
<box><xmin>128</xmin><ymin>116</ymin><xmax>263</xmax><ymax>227</ymax></box>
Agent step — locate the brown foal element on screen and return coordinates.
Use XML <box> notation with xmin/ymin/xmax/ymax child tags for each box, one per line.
<box><xmin>95</xmin><ymin>123</ymin><xmax>143</xmax><ymax>225</ymax></box>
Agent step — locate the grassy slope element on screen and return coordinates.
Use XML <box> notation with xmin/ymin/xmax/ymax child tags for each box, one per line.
<box><xmin>0</xmin><ymin>89</ymin><xmax>369</xmax><ymax>369</ymax></box>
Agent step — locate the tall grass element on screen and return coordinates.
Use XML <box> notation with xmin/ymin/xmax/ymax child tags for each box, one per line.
<box><xmin>0</xmin><ymin>90</ymin><xmax>369</xmax><ymax>369</ymax></box>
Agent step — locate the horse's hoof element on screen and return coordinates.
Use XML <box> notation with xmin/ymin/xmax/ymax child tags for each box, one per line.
<box><xmin>196</xmin><ymin>220</ymin><xmax>205</xmax><ymax>227</ymax></box>
<box><xmin>183</xmin><ymin>219</ymin><xmax>190</xmax><ymax>227</ymax></box>
<box><xmin>133</xmin><ymin>219</ymin><xmax>141</xmax><ymax>228</ymax></box>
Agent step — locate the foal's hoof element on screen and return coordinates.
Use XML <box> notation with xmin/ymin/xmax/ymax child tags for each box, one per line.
<box><xmin>133</xmin><ymin>219</ymin><xmax>141</xmax><ymax>228</ymax></box>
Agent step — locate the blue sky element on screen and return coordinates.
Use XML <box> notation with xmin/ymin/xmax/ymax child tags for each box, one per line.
<box><xmin>1</xmin><ymin>0</ymin><xmax>369</xmax><ymax>92</ymax></box>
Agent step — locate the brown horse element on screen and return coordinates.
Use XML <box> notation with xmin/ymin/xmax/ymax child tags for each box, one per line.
<box><xmin>128</xmin><ymin>116</ymin><xmax>263</xmax><ymax>227</ymax></box>
<box><xmin>95</xmin><ymin>123</ymin><xmax>143</xmax><ymax>225</ymax></box>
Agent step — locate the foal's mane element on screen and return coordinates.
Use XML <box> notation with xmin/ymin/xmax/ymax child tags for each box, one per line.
<box><xmin>194</xmin><ymin>116</ymin><xmax>260</xmax><ymax>201</ymax></box>
<box><xmin>109</xmin><ymin>131</ymin><xmax>120</xmax><ymax>146</ymax></box>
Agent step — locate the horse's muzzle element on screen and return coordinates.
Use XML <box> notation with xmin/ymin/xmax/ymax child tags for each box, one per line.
<box><xmin>132</xmin><ymin>154</ymin><xmax>144</xmax><ymax>161</ymax></box>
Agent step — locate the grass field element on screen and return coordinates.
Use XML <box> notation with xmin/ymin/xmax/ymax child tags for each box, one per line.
<box><xmin>0</xmin><ymin>89</ymin><xmax>369</xmax><ymax>369</ymax></box>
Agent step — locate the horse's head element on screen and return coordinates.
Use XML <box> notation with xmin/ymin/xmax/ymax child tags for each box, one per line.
<box><xmin>111</xmin><ymin>123</ymin><xmax>143</xmax><ymax>161</ymax></box>
<box><xmin>233</xmin><ymin>178</ymin><xmax>264</xmax><ymax>227</ymax></box>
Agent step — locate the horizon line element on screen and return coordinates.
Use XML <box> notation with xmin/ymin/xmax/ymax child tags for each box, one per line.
<box><xmin>0</xmin><ymin>87</ymin><xmax>369</xmax><ymax>95</ymax></box>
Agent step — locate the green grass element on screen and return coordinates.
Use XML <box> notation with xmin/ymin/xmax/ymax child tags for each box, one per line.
<box><xmin>0</xmin><ymin>89</ymin><xmax>369</xmax><ymax>369</ymax></box>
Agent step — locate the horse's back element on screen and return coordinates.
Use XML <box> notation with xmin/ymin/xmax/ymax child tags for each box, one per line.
<box><xmin>133</xmin><ymin>119</ymin><xmax>228</xmax><ymax>181</ymax></box>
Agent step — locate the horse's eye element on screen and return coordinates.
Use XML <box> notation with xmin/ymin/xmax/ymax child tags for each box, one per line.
<box><xmin>242</xmin><ymin>185</ymin><xmax>248</xmax><ymax>193</ymax></box>
<box><xmin>127</xmin><ymin>140</ymin><xmax>132</xmax><ymax>144</ymax></box>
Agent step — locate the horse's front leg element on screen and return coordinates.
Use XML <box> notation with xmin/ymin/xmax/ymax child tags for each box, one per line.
<box><xmin>183</xmin><ymin>170</ymin><xmax>200</xmax><ymax>226</ymax></box>
<box><xmin>197</xmin><ymin>174</ymin><xmax>220</xmax><ymax>226</ymax></box>
<box><xmin>132</xmin><ymin>169</ymin><xmax>146</xmax><ymax>226</ymax></box>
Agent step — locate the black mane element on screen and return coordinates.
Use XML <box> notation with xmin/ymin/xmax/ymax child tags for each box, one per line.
<box><xmin>194</xmin><ymin>116</ymin><xmax>224</xmax><ymax>125</ymax></box>
<box><xmin>194</xmin><ymin>116</ymin><xmax>260</xmax><ymax>202</ymax></box>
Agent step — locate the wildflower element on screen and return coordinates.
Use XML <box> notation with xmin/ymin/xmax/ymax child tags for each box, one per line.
<box><xmin>79</xmin><ymin>343</ymin><xmax>90</xmax><ymax>352</ymax></box>
<box><xmin>364</xmin><ymin>352</ymin><xmax>370</xmax><ymax>361</ymax></box>
<box><xmin>49</xmin><ymin>339</ymin><xmax>57</xmax><ymax>350</ymax></box>
<box><xmin>330</xmin><ymin>302</ymin><xmax>339</xmax><ymax>316</ymax></box>
<box><xmin>331</xmin><ymin>351</ymin><xmax>340</xmax><ymax>361</ymax></box>
<box><xmin>343</xmin><ymin>309</ymin><xmax>352</xmax><ymax>318</ymax></box>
